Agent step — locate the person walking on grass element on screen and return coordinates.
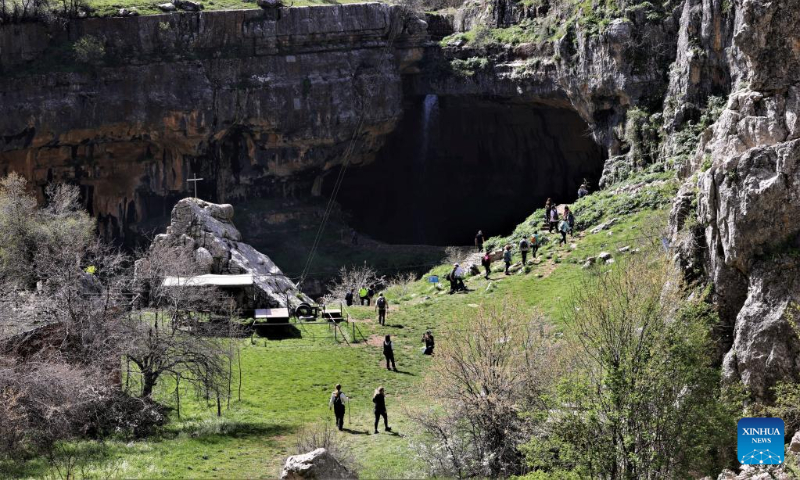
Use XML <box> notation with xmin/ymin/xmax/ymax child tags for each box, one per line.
<box><xmin>376</xmin><ymin>293</ymin><xmax>388</xmax><ymax>326</ymax></box>
<box><xmin>549</xmin><ymin>205</ymin><xmax>559</xmax><ymax>234</ymax></box>
<box><xmin>372</xmin><ymin>386</ymin><xmax>391</xmax><ymax>434</ymax></box>
<box><xmin>531</xmin><ymin>231</ymin><xmax>541</xmax><ymax>258</ymax></box>
<box><xmin>383</xmin><ymin>335</ymin><xmax>397</xmax><ymax>371</ymax></box>
<box><xmin>475</xmin><ymin>230</ymin><xmax>484</xmax><ymax>252</ymax></box>
<box><xmin>329</xmin><ymin>384</ymin><xmax>349</xmax><ymax>431</ymax></box>
<box><xmin>359</xmin><ymin>285</ymin><xmax>369</xmax><ymax>306</ymax></box>
<box><xmin>422</xmin><ymin>330</ymin><xmax>435</xmax><ymax>355</ymax></box>
<box><xmin>481</xmin><ymin>251</ymin><xmax>492</xmax><ymax>279</ymax></box>
<box><xmin>564</xmin><ymin>206</ymin><xmax>575</xmax><ymax>237</ymax></box>
<box><xmin>558</xmin><ymin>217</ymin><xmax>569</xmax><ymax>246</ymax></box>
<box><xmin>345</xmin><ymin>289</ymin><xmax>354</xmax><ymax>307</ymax></box>
<box><xmin>519</xmin><ymin>236</ymin><xmax>530</xmax><ymax>265</ymax></box>
<box><xmin>503</xmin><ymin>245</ymin><xmax>512</xmax><ymax>275</ymax></box>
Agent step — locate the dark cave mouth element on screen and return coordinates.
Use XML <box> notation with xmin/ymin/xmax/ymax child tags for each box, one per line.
<box><xmin>329</xmin><ymin>95</ymin><xmax>607</xmax><ymax>246</ymax></box>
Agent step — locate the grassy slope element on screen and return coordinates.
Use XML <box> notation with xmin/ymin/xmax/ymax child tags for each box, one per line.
<box><xmin>2</xmin><ymin>170</ymin><xmax>678</xmax><ymax>479</ymax></box>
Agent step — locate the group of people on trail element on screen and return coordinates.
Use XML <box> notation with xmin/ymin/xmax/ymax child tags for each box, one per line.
<box><xmin>326</xmin><ymin>331</ymin><xmax>434</xmax><ymax>435</ymax></box>
<box><xmin>474</xmin><ymin>198</ymin><xmax>578</xmax><ymax>277</ymax></box>
<box><xmin>345</xmin><ymin>285</ymin><xmax>376</xmax><ymax>307</ymax></box>
<box><xmin>544</xmin><ymin>199</ymin><xmax>575</xmax><ymax>246</ymax></box>
<box><xmin>329</xmin><ymin>384</ymin><xmax>392</xmax><ymax>434</ymax></box>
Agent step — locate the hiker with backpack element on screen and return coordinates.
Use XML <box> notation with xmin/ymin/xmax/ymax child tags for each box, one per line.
<box><xmin>383</xmin><ymin>335</ymin><xmax>396</xmax><ymax>371</ymax></box>
<box><xmin>531</xmin><ymin>231</ymin><xmax>541</xmax><ymax>258</ymax></box>
<box><xmin>503</xmin><ymin>245</ymin><xmax>513</xmax><ymax>275</ymax></box>
<box><xmin>475</xmin><ymin>230</ymin><xmax>485</xmax><ymax>252</ymax></box>
<box><xmin>345</xmin><ymin>289</ymin><xmax>354</xmax><ymax>307</ymax></box>
<box><xmin>422</xmin><ymin>330</ymin><xmax>435</xmax><ymax>355</ymax></box>
<box><xmin>519</xmin><ymin>237</ymin><xmax>530</xmax><ymax>265</ymax></box>
<box><xmin>372</xmin><ymin>386</ymin><xmax>391</xmax><ymax>434</ymax></box>
<box><xmin>359</xmin><ymin>285</ymin><xmax>370</xmax><ymax>306</ymax></box>
<box><xmin>329</xmin><ymin>384</ymin><xmax>349</xmax><ymax>431</ymax></box>
<box><xmin>481</xmin><ymin>251</ymin><xmax>492</xmax><ymax>279</ymax></box>
<box><xmin>376</xmin><ymin>293</ymin><xmax>388</xmax><ymax>326</ymax></box>
<box><xmin>564</xmin><ymin>206</ymin><xmax>575</xmax><ymax>236</ymax></box>
<box><xmin>549</xmin><ymin>206</ymin><xmax>559</xmax><ymax>234</ymax></box>
<box><xmin>558</xmin><ymin>217</ymin><xmax>569</xmax><ymax>246</ymax></box>
<box><xmin>448</xmin><ymin>263</ymin><xmax>465</xmax><ymax>293</ymax></box>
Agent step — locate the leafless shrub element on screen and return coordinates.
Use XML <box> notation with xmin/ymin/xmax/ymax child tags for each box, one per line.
<box><xmin>444</xmin><ymin>246</ymin><xmax>472</xmax><ymax>267</ymax></box>
<box><xmin>294</xmin><ymin>421</ymin><xmax>357</xmax><ymax>473</ymax></box>
<box><xmin>385</xmin><ymin>271</ymin><xmax>417</xmax><ymax>298</ymax></box>
<box><xmin>410</xmin><ymin>303</ymin><xmax>561</xmax><ymax>478</ymax></box>
<box><xmin>324</xmin><ymin>264</ymin><xmax>384</xmax><ymax>304</ymax></box>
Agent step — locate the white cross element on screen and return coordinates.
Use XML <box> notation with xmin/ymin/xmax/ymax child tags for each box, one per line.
<box><xmin>187</xmin><ymin>173</ymin><xmax>204</xmax><ymax>199</ymax></box>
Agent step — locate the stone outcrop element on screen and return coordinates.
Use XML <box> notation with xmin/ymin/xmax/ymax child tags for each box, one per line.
<box><xmin>149</xmin><ymin>197</ymin><xmax>309</xmax><ymax>307</ymax></box>
<box><xmin>280</xmin><ymin>448</ymin><xmax>353</xmax><ymax>480</ymax></box>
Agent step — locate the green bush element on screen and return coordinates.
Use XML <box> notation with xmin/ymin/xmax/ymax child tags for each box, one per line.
<box><xmin>72</xmin><ymin>35</ymin><xmax>106</xmax><ymax>64</ymax></box>
<box><xmin>522</xmin><ymin>253</ymin><xmax>743</xmax><ymax>477</ymax></box>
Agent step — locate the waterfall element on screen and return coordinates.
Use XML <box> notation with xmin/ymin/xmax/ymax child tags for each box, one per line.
<box><xmin>419</xmin><ymin>94</ymin><xmax>439</xmax><ymax>164</ymax></box>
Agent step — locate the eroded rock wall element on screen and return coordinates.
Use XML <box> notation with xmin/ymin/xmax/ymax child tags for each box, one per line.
<box><xmin>670</xmin><ymin>0</ymin><xmax>800</xmax><ymax>400</ymax></box>
<box><xmin>0</xmin><ymin>4</ymin><xmax>427</xmax><ymax>241</ymax></box>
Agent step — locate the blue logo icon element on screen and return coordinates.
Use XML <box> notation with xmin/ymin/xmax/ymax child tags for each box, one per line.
<box><xmin>738</xmin><ymin>417</ymin><xmax>784</xmax><ymax>465</ymax></box>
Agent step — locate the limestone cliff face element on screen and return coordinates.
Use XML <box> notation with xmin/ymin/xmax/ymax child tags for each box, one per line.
<box><xmin>0</xmin><ymin>4</ymin><xmax>427</xmax><ymax>241</ymax></box>
<box><xmin>669</xmin><ymin>0</ymin><xmax>800</xmax><ymax>400</ymax></box>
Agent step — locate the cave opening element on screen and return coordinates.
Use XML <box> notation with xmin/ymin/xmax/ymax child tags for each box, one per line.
<box><xmin>331</xmin><ymin>95</ymin><xmax>607</xmax><ymax>246</ymax></box>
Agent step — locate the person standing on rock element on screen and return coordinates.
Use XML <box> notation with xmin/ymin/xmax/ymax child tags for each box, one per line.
<box><xmin>329</xmin><ymin>384</ymin><xmax>349</xmax><ymax>431</ymax></box>
<box><xmin>475</xmin><ymin>230</ymin><xmax>484</xmax><ymax>252</ymax></box>
<box><xmin>372</xmin><ymin>386</ymin><xmax>391</xmax><ymax>434</ymax></box>
<box><xmin>503</xmin><ymin>245</ymin><xmax>513</xmax><ymax>275</ymax></box>
<box><xmin>519</xmin><ymin>237</ymin><xmax>530</xmax><ymax>265</ymax></box>
<box><xmin>481</xmin><ymin>251</ymin><xmax>492</xmax><ymax>279</ymax></box>
<box><xmin>359</xmin><ymin>285</ymin><xmax>369</xmax><ymax>306</ymax></box>
<box><xmin>345</xmin><ymin>289</ymin><xmax>354</xmax><ymax>307</ymax></box>
<box><xmin>383</xmin><ymin>335</ymin><xmax>397</xmax><ymax>371</ymax></box>
<box><xmin>376</xmin><ymin>293</ymin><xmax>388</xmax><ymax>326</ymax></box>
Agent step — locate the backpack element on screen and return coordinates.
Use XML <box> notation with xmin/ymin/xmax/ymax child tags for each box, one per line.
<box><xmin>359</xmin><ymin>288</ymin><xmax>368</xmax><ymax>298</ymax></box>
<box><xmin>519</xmin><ymin>238</ymin><xmax>529</xmax><ymax>251</ymax></box>
<box><xmin>332</xmin><ymin>393</ymin><xmax>343</xmax><ymax>407</ymax></box>
<box><xmin>377</xmin><ymin>297</ymin><xmax>386</xmax><ymax>308</ymax></box>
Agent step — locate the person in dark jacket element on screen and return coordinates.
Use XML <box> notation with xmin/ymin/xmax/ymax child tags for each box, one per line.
<box><xmin>329</xmin><ymin>384</ymin><xmax>349</xmax><ymax>431</ymax></box>
<box><xmin>376</xmin><ymin>293</ymin><xmax>388</xmax><ymax>326</ymax></box>
<box><xmin>344</xmin><ymin>289</ymin><xmax>354</xmax><ymax>307</ymax></box>
<box><xmin>475</xmin><ymin>230</ymin><xmax>484</xmax><ymax>252</ymax></box>
<box><xmin>481</xmin><ymin>251</ymin><xmax>492</xmax><ymax>279</ymax></box>
<box><xmin>544</xmin><ymin>199</ymin><xmax>553</xmax><ymax>232</ymax></box>
<box><xmin>503</xmin><ymin>245</ymin><xmax>513</xmax><ymax>275</ymax></box>
<box><xmin>372</xmin><ymin>386</ymin><xmax>391</xmax><ymax>434</ymax></box>
<box><xmin>422</xmin><ymin>330</ymin><xmax>435</xmax><ymax>355</ymax></box>
<box><xmin>564</xmin><ymin>206</ymin><xmax>575</xmax><ymax>236</ymax></box>
<box><xmin>383</xmin><ymin>335</ymin><xmax>396</xmax><ymax>371</ymax></box>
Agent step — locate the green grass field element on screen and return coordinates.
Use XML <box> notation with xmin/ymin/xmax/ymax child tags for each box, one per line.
<box><xmin>2</xmin><ymin>171</ymin><xmax>677</xmax><ymax>479</ymax></box>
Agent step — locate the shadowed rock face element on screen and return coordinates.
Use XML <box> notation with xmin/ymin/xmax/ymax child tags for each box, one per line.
<box><xmin>335</xmin><ymin>96</ymin><xmax>605</xmax><ymax>245</ymax></box>
<box><xmin>0</xmin><ymin>4</ymin><xmax>426</xmax><ymax>243</ymax></box>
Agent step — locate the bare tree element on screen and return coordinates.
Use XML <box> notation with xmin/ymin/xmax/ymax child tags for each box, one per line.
<box><xmin>126</xmin><ymin>241</ymin><xmax>234</xmax><ymax>401</ymax></box>
<box><xmin>324</xmin><ymin>264</ymin><xmax>384</xmax><ymax>304</ymax></box>
<box><xmin>410</xmin><ymin>303</ymin><xmax>560</xmax><ymax>478</ymax></box>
